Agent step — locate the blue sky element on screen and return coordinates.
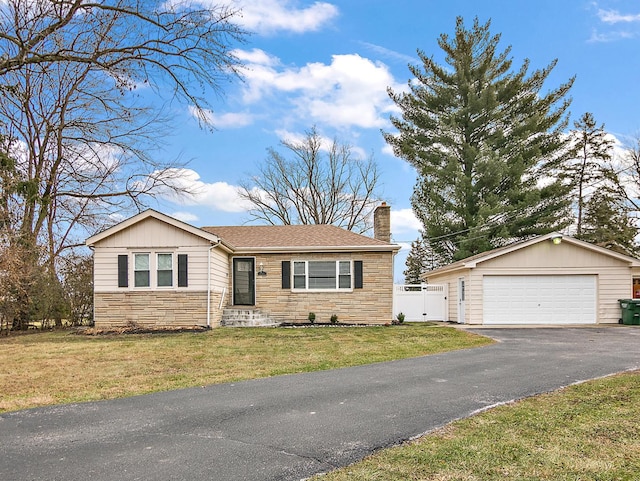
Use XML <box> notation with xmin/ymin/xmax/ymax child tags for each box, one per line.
<box><xmin>151</xmin><ymin>0</ymin><xmax>640</xmax><ymax>281</ymax></box>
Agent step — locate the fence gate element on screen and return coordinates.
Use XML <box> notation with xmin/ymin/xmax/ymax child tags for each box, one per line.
<box><xmin>393</xmin><ymin>284</ymin><xmax>448</xmax><ymax>322</ymax></box>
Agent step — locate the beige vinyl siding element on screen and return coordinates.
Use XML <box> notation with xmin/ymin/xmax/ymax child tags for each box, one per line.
<box><xmin>426</xmin><ymin>240</ymin><xmax>635</xmax><ymax>325</ymax></box>
<box><xmin>468</xmin><ymin>270</ymin><xmax>484</xmax><ymax>324</ymax></box>
<box><xmin>475</xmin><ymin>243</ymin><xmax>631</xmax><ymax>324</ymax></box>
<box><xmin>93</xmin><ymin>245</ymin><xmax>229</xmax><ymax>327</ymax></box>
<box><xmin>93</xmin><ymin>245</ymin><xmax>228</xmax><ymax>292</ymax></box>
<box><xmin>483</xmin><ymin>240</ymin><xmax>626</xmax><ymax>269</ymax></box>
<box><xmin>92</xmin><ymin>216</ymin><xmax>229</xmax><ymax>292</ymax></box>
<box><xmin>426</xmin><ymin>269</ymin><xmax>472</xmax><ymax>324</ymax></box>
<box><xmin>93</xmin><ymin>248</ymin><xmax>121</xmax><ymax>292</ymax></box>
<box><xmin>93</xmin><ymin>216</ymin><xmax>212</xmax><ymax>248</ymax></box>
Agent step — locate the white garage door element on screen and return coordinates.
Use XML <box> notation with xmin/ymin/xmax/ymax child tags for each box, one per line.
<box><xmin>483</xmin><ymin>275</ymin><xmax>597</xmax><ymax>325</ymax></box>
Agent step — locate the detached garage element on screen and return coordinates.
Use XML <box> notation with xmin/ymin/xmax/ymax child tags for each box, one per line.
<box><xmin>424</xmin><ymin>233</ymin><xmax>640</xmax><ymax>325</ymax></box>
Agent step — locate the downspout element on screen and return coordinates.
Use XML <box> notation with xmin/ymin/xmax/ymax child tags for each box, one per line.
<box><xmin>89</xmin><ymin>245</ymin><xmax>95</xmax><ymax>329</ymax></box>
<box><xmin>207</xmin><ymin>240</ymin><xmax>220</xmax><ymax>328</ymax></box>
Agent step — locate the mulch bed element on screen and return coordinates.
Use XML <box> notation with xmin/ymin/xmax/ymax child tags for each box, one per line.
<box><xmin>278</xmin><ymin>322</ymin><xmax>390</xmax><ymax>328</ymax></box>
<box><xmin>73</xmin><ymin>325</ymin><xmax>210</xmax><ymax>335</ymax></box>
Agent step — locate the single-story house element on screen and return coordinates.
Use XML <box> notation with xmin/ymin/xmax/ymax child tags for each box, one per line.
<box><xmin>423</xmin><ymin>232</ymin><xmax>640</xmax><ymax>325</ymax></box>
<box><xmin>86</xmin><ymin>204</ymin><xmax>400</xmax><ymax>328</ymax></box>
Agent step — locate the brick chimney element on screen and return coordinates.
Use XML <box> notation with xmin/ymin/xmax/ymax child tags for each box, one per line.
<box><xmin>373</xmin><ymin>202</ymin><xmax>391</xmax><ymax>242</ymax></box>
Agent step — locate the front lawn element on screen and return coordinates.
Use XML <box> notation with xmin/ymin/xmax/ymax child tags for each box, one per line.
<box><xmin>0</xmin><ymin>323</ymin><xmax>491</xmax><ymax>413</ymax></box>
<box><xmin>314</xmin><ymin>370</ymin><xmax>640</xmax><ymax>480</ymax></box>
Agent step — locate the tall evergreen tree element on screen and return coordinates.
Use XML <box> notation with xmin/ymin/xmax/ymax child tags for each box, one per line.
<box><xmin>385</xmin><ymin>17</ymin><xmax>575</xmax><ymax>262</ymax></box>
<box><xmin>578</xmin><ymin>189</ymin><xmax>637</xmax><ymax>255</ymax></box>
<box><xmin>403</xmin><ymin>235</ymin><xmax>441</xmax><ymax>284</ymax></box>
<box><xmin>568</xmin><ymin>113</ymin><xmax>615</xmax><ymax>237</ymax></box>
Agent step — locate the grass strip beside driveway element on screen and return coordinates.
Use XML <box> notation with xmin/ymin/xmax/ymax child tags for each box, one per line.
<box><xmin>315</xmin><ymin>370</ymin><xmax>640</xmax><ymax>481</ymax></box>
<box><xmin>0</xmin><ymin>324</ymin><xmax>491</xmax><ymax>413</ymax></box>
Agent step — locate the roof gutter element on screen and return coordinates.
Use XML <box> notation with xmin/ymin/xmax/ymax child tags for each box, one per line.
<box><xmin>229</xmin><ymin>244</ymin><xmax>402</xmax><ymax>254</ymax></box>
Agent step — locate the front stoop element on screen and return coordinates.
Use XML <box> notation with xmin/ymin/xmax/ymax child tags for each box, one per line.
<box><xmin>221</xmin><ymin>308</ymin><xmax>280</xmax><ymax>327</ymax></box>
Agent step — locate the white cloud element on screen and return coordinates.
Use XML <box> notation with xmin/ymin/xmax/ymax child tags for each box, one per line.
<box><xmin>359</xmin><ymin>41</ymin><xmax>417</xmax><ymax>64</ymax></box>
<box><xmin>232</xmin><ymin>0</ymin><xmax>339</xmax><ymax>35</ymax></box>
<box><xmin>170</xmin><ymin>211</ymin><xmax>200</xmax><ymax>223</ymax></box>
<box><xmin>396</xmin><ymin>242</ymin><xmax>412</xmax><ymax>252</ymax></box>
<box><xmin>589</xmin><ymin>6</ymin><xmax>640</xmax><ymax>42</ymax></box>
<box><xmin>391</xmin><ymin>208</ymin><xmax>421</xmax><ymax>235</ymax></box>
<box><xmin>274</xmin><ymin>128</ymin><xmax>368</xmax><ymax>159</ymax></box>
<box><xmin>154</xmin><ymin>168</ymin><xmax>253</xmax><ymax>213</ymax></box>
<box><xmin>588</xmin><ymin>28</ymin><xmax>636</xmax><ymax>42</ymax></box>
<box><xmin>238</xmin><ymin>50</ymin><xmax>401</xmax><ymax>129</ymax></box>
<box><xmin>188</xmin><ymin>105</ymin><xmax>254</xmax><ymax>128</ymax></box>
<box><xmin>598</xmin><ymin>8</ymin><xmax>640</xmax><ymax>23</ymax></box>
<box><xmin>381</xmin><ymin>143</ymin><xmax>395</xmax><ymax>157</ymax></box>
<box><xmin>234</xmin><ymin>48</ymin><xmax>280</xmax><ymax>66</ymax></box>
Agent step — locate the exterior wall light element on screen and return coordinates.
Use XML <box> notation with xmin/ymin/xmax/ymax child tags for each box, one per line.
<box><xmin>257</xmin><ymin>262</ymin><xmax>267</xmax><ymax>276</ymax></box>
<box><xmin>551</xmin><ymin>235</ymin><xmax>562</xmax><ymax>245</ymax></box>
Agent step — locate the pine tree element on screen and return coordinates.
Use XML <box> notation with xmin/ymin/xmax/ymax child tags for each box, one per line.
<box><xmin>569</xmin><ymin>113</ymin><xmax>615</xmax><ymax>237</ymax></box>
<box><xmin>385</xmin><ymin>17</ymin><xmax>574</xmax><ymax>262</ymax></box>
<box><xmin>578</xmin><ymin>190</ymin><xmax>637</xmax><ymax>256</ymax></box>
<box><xmin>403</xmin><ymin>236</ymin><xmax>439</xmax><ymax>284</ymax></box>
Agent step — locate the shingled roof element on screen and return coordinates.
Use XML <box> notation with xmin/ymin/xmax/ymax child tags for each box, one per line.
<box><xmin>201</xmin><ymin>224</ymin><xmax>399</xmax><ymax>252</ymax></box>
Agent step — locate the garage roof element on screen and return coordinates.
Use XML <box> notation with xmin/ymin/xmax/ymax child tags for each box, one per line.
<box><xmin>424</xmin><ymin>232</ymin><xmax>640</xmax><ymax>278</ymax></box>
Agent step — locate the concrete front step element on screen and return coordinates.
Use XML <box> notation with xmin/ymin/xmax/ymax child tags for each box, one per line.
<box><xmin>221</xmin><ymin>308</ymin><xmax>280</xmax><ymax>327</ymax></box>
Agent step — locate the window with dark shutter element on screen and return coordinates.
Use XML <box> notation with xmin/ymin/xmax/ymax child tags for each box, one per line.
<box><xmin>282</xmin><ymin>261</ymin><xmax>290</xmax><ymax>289</ymax></box>
<box><xmin>354</xmin><ymin>260</ymin><xmax>363</xmax><ymax>289</ymax></box>
<box><xmin>118</xmin><ymin>255</ymin><xmax>128</xmax><ymax>288</ymax></box>
<box><xmin>178</xmin><ymin>254</ymin><xmax>188</xmax><ymax>287</ymax></box>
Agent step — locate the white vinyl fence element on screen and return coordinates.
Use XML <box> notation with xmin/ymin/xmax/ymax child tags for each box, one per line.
<box><xmin>393</xmin><ymin>284</ymin><xmax>448</xmax><ymax>322</ymax></box>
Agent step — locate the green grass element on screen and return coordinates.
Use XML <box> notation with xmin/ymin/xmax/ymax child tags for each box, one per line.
<box><xmin>0</xmin><ymin>323</ymin><xmax>491</xmax><ymax>413</ymax></box>
<box><xmin>313</xmin><ymin>371</ymin><xmax>640</xmax><ymax>480</ymax></box>
<box><xmin>4</xmin><ymin>325</ymin><xmax>637</xmax><ymax>479</ymax></box>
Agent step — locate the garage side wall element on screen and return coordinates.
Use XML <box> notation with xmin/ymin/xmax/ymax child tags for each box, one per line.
<box><xmin>425</xmin><ymin>269</ymin><xmax>473</xmax><ymax>324</ymax></box>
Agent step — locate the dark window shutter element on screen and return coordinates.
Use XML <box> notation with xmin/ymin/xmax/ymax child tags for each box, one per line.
<box><xmin>354</xmin><ymin>260</ymin><xmax>363</xmax><ymax>289</ymax></box>
<box><xmin>178</xmin><ymin>254</ymin><xmax>188</xmax><ymax>287</ymax></box>
<box><xmin>118</xmin><ymin>255</ymin><xmax>128</xmax><ymax>288</ymax></box>
<box><xmin>282</xmin><ymin>261</ymin><xmax>290</xmax><ymax>289</ymax></box>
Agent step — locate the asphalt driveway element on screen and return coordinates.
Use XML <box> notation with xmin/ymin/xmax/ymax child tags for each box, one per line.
<box><xmin>1</xmin><ymin>327</ymin><xmax>639</xmax><ymax>481</ymax></box>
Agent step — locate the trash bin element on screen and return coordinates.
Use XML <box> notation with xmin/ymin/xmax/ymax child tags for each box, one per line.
<box><xmin>618</xmin><ymin>299</ymin><xmax>640</xmax><ymax>325</ymax></box>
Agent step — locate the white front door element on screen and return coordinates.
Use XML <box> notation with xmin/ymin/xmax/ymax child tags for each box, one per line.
<box><xmin>457</xmin><ymin>277</ymin><xmax>466</xmax><ymax>324</ymax></box>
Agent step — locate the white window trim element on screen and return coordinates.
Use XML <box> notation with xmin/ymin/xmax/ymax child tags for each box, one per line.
<box><xmin>133</xmin><ymin>252</ymin><xmax>151</xmax><ymax>289</ymax></box>
<box><xmin>156</xmin><ymin>252</ymin><xmax>174</xmax><ymax>289</ymax></box>
<box><xmin>131</xmin><ymin>251</ymin><xmax>179</xmax><ymax>290</ymax></box>
<box><xmin>292</xmin><ymin>260</ymin><xmax>353</xmax><ymax>292</ymax></box>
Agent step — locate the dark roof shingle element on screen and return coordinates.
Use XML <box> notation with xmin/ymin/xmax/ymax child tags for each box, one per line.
<box><xmin>202</xmin><ymin>224</ymin><xmax>394</xmax><ymax>249</ymax></box>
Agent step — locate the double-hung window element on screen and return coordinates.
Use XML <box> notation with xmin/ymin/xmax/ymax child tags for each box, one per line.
<box><xmin>157</xmin><ymin>253</ymin><xmax>173</xmax><ymax>287</ymax></box>
<box><xmin>292</xmin><ymin>260</ymin><xmax>352</xmax><ymax>290</ymax></box>
<box><xmin>134</xmin><ymin>253</ymin><xmax>150</xmax><ymax>287</ymax></box>
<box><xmin>120</xmin><ymin>252</ymin><xmax>187</xmax><ymax>289</ymax></box>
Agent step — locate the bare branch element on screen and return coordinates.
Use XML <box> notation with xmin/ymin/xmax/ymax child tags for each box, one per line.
<box><xmin>0</xmin><ymin>0</ymin><xmax>246</xmax><ymax>316</ymax></box>
<box><xmin>238</xmin><ymin>127</ymin><xmax>383</xmax><ymax>234</ymax></box>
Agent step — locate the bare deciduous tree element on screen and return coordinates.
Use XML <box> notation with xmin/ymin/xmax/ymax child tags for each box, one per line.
<box><xmin>238</xmin><ymin>127</ymin><xmax>382</xmax><ymax>234</ymax></box>
<box><xmin>0</xmin><ymin>0</ymin><xmax>245</xmax><ymax>328</ymax></box>
<box><xmin>0</xmin><ymin>0</ymin><xmax>244</xmax><ymax>107</ymax></box>
<box><xmin>619</xmin><ymin>135</ymin><xmax>640</xmax><ymax>213</ymax></box>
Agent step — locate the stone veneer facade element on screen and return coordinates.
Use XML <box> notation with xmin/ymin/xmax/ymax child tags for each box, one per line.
<box><xmin>229</xmin><ymin>251</ymin><xmax>395</xmax><ymax>324</ymax></box>
<box><xmin>94</xmin><ymin>290</ymin><xmax>223</xmax><ymax>328</ymax></box>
